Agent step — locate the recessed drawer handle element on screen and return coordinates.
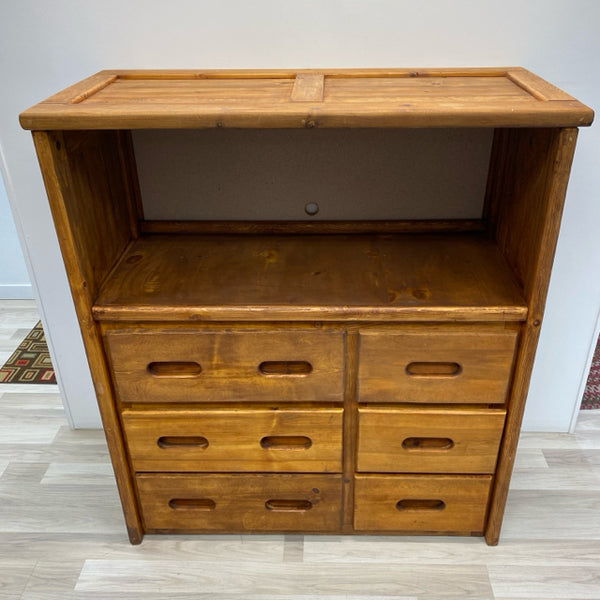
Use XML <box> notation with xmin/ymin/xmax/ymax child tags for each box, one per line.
<box><xmin>259</xmin><ymin>361</ymin><xmax>313</xmax><ymax>376</ymax></box>
<box><xmin>265</xmin><ymin>499</ymin><xmax>313</xmax><ymax>512</ymax></box>
<box><xmin>157</xmin><ymin>436</ymin><xmax>209</xmax><ymax>449</ymax></box>
<box><xmin>396</xmin><ymin>499</ymin><xmax>446</xmax><ymax>511</ymax></box>
<box><xmin>147</xmin><ymin>361</ymin><xmax>202</xmax><ymax>377</ymax></box>
<box><xmin>260</xmin><ymin>435</ymin><xmax>312</xmax><ymax>450</ymax></box>
<box><xmin>405</xmin><ymin>362</ymin><xmax>462</xmax><ymax>377</ymax></box>
<box><xmin>401</xmin><ymin>437</ymin><xmax>454</xmax><ymax>451</ymax></box>
<box><xmin>169</xmin><ymin>498</ymin><xmax>216</xmax><ymax>511</ymax></box>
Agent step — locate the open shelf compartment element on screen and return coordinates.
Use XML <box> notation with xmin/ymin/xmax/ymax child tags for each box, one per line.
<box><xmin>93</xmin><ymin>232</ymin><xmax>527</xmax><ymax>323</ymax></box>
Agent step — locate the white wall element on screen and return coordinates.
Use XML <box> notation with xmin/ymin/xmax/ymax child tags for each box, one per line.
<box><xmin>0</xmin><ymin>175</ymin><xmax>32</xmax><ymax>299</ymax></box>
<box><xmin>0</xmin><ymin>0</ymin><xmax>598</xmax><ymax>430</ymax></box>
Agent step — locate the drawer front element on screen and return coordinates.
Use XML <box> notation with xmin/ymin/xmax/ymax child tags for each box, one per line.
<box><xmin>354</xmin><ymin>474</ymin><xmax>491</xmax><ymax>533</ymax></box>
<box><xmin>123</xmin><ymin>407</ymin><xmax>343</xmax><ymax>472</ymax></box>
<box><xmin>105</xmin><ymin>328</ymin><xmax>344</xmax><ymax>403</ymax></box>
<box><xmin>357</xmin><ymin>407</ymin><xmax>505</xmax><ymax>473</ymax></box>
<box><xmin>358</xmin><ymin>326</ymin><xmax>518</xmax><ymax>404</ymax></box>
<box><xmin>136</xmin><ymin>473</ymin><xmax>342</xmax><ymax>532</ymax></box>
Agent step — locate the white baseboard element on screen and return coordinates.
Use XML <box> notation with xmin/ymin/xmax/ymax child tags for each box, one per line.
<box><xmin>0</xmin><ymin>284</ymin><xmax>34</xmax><ymax>299</ymax></box>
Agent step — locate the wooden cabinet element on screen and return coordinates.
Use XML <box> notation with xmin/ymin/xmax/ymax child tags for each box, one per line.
<box><xmin>20</xmin><ymin>67</ymin><xmax>594</xmax><ymax>545</ymax></box>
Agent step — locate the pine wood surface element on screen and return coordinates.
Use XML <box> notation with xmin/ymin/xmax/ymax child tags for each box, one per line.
<box><xmin>1</xmin><ymin>299</ymin><xmax>599</xmax><ymax>600</ymax></box>
<box><xmin>105</xmin><ymin>328</ymin><xmax>344</xmax><ymax>403</ymax></box>
<box><xmin>30</xmin><ymin>133</ymin><xmax>144</xmax><ymax>543</ymax></box>
<box><xmin>92</xmin><ymin>233</ymin><xmax>527</xmax><ymax>323</ymax></box>
<box><xmin>19</xmin><ymin>67</ymin><xmax>594</xmax><ymax>129</ymax></box>
<box><xmin>135</xmin><ymin>473</ymin><xmax>343</xmax><ymax>533</ymax></box>
<box><xmin>483</xmin><ymin>128</ymin><xmax>579</xmax><ymax>545</ymax></box>
<box><xmin>353</xmin><ymin>474</ymin><xmax>492</xmax><ymax>533</ymax></box>
<box><xmin>357</xmin><ymin>325</ymin><xmax>518</xmax><ymax>404</ymax></box>
<box><xmin>122</xmin><ymin>407</ymin><xmax>343</xmax><ymax>472</ymax></box>
<box><xmin>139</xmin><ymin>219</ymin><xmax>487</xmax><ymax>234</ymax></box>
<box><xmin>356</xmin><ymin>407</ymin><xmax>506</xmax><ymax>473</ymax></box>
<box><xmin>20</xmin><ymin>68</ymin><xmax>592</xmax><ymax>546</ymax></box>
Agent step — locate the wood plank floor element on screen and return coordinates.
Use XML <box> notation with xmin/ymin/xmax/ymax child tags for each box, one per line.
<box><xmin>1</xmin><ymin>299</ymin><xmax>599</xmax><ymax>599</ymax></box>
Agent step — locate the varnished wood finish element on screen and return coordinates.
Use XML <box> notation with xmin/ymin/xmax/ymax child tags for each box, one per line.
<box><xmin>33</xmin><ymin>131</ymin><xmax>134</xmax><ymax>301</ymax></box>
<box><xmin>2</xmin><ymin>319</ymin><xmax>600</xmax><ymax>600</ymax></box>
<box><xmin>140</xmin><ymin>218</ymin><xmax>487</xmax><ymax>235</ymax></box>
<box><xmin>357</xmin><ymin>407</ymin><xmax>506</xmax><ymax>473</ymax></box>
<box><xmin>122</xmin><ymin>407</ymin><xmax>343</xmax><ymax>472</ymax></box>
<box><xmin>484</xmin><ymin>127</ymin><xmax>580</xmax><ymax>545</ymax></box>
<box><xmin>105</xmin><ymin>328</ymin><xmax>344</xmax><ymax>403</ymax></box>
<box><xmin>354</xmin><ymin>474</ymin><xmax>492</xmax><ymax>533</ymax></box>
<box><xmin>93</xmin><ymin>233</ymin><xmax>527</xmax><ymax>323</ymax></box>
<box><xmin>290</xmin><ymin>73</ymin><xmax>325</xmax><ymax>102</ymax></box>
<box><xmin>22</xmin><ymin>68</ymin><xmax>593</xmax><ymax>544</ymax></box>
<box><xmin>30</xmin><ymin>132</ymin><xmax>143</xmax><ymax>544</ymax></box>
<box><xmin>19</xmin><ymin>68</ymin><xmax>593</xmax><ymax>129</ymax></box>
<box><xmin>357</xmin><ymin>325</ymin><xmax>519</xmax><ymax>404</ymax></box>
<box><xmin>487</xmin><ymin>128</ymin><xmax>578</xmax><ymax>304</ymax></box>
<box><xmin>342</xmin><ymin>330</ymin><xmax>359</xmax><ymax>532</ymax></box>
<box><xmin>136</xmin><ymin>473</ymin><xmax>343</xmax><ymax>532</ymax></box>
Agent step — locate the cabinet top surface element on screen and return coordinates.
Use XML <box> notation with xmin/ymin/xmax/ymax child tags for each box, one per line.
<box><xmin>20</xmin><ymin>67</ymin><xmax>593</xmax><ymax>130</ymax></box>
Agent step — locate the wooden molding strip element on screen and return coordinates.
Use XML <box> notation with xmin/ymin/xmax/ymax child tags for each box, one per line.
<box><xmin>139</xmin><ymin>219</ymin><xmax>487</xmax><ymax>235</ymax></box>
<box><xmin>291</xmin><ymin>74</ymin><xmax>325</xmax><ymax>102</ymax></box>
<box><xmin>506</xmin><ymin>69</ymin><xmax>577</xmax><ymax>102</ymax></box>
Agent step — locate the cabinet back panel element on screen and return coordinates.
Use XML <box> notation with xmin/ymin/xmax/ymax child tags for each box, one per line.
<box><xmin>133</xmin><ymin>129</ymin><xmax>492</xmax><ymax>221</ymax></box>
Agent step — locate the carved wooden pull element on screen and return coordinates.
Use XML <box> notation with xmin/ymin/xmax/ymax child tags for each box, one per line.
<box><xmin>157</xmin><ymin>436</ymin><xmax>209</xmax><ymax>449</ymax></box>
<box><xmin>396</xmin><ymin>499</ymin><xmax>446</xmax><ymax>511</ymax></box>
<box><xmin>401</xmin><ymin>437</ymin><xmax>454</xmax><ymax>451</ymax></box>
<box><xmin>169</xmin><ymin>498</ymin><xmax>216</xmax><ymax>511</ymax></box>
<box><xmin>405</xmin><ymin>362</ymin><xmax>462</xmax><ymax>377</ymax></box>
<box><xmin>259</xmin><ymin>361</ymin><xmax>313</xmax><ymax>375</ymax></box>
<box><xmin>265</xmin><ymin>499</ymin><xmax>313</xmax><ymax>512</ymax></box>
<box><xmin>147</xmin><ymin>361</ymin><xmax>202</xmax><ymax>377</ymax></box>
<box><xmin>260</xmin><ymin>436</ymin><xmax>312</xmax><ymax>450</ymax></box>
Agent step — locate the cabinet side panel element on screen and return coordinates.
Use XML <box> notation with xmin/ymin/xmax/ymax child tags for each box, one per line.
<box><xmin>31</xmin><ymin>131</ymin><xmax>143</xmax><ymax>543</ymax></box>
<box><xmin>487</xmin><ymin>128</ymin><xmax>577</xmax><ymax>307</ymax></box>
<box><xmin>35</xmin><ymin>130</ymin><xmax>138</xmax><ymax>298</ymax></box>
<box><xmin>484</xmin><ymin>127</ymin><xmax>578</xmax><ymax>544</ymax></box>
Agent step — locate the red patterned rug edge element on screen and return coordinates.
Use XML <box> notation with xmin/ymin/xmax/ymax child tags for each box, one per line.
<box><xmin>0</xmin><ymin>321</ymin><xmax>56</xmax><ymax>385</ymax></box>
<box><xmin>582</xmin><ymin>335</ymin><xmax>600</xmax><ymax>410</ymax></box>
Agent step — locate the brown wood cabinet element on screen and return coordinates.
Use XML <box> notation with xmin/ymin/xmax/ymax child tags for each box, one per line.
<box><xmin>20</xmin><ymin>68</ymin><xmax>594</xmax><ymax>545</ymax></box>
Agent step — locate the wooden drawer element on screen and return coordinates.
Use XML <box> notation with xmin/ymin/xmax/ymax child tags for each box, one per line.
<box><xmin>354</xmin><ymin>474</ymin><xmax>491</xmax><ymax>533</ymax></box>
<box><xmin>358</xmin><ymin>326</ymin><xmax>518</xmax><ymax>404</ymax></box>
<box><xmin>357</xmin><ymin>407</ymin><xmax>505</xmax><ymax>474</ymax></box>
<box><xmin>122</xmin><ymin>407</ymin><xmax>343</xmax><ymax>472</ymax></box>
<box><xmin>136</xmin><ymin>473</ymin><xmax>342</xmax><ymax>533</ymax></box>
<box><xmin>105</xmin><ymin>328</ymin><xmax>344</xmax><ymax>403</ymax></box>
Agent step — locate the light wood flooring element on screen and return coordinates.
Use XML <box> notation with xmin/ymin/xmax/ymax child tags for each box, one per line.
<box><xmin>1</xmin><ymin>299</ymin><xmax>599</xmax><ymax>599</ymax></box>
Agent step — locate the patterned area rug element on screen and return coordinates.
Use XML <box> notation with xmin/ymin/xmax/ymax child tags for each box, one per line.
<box><xmin>0</xmin><ymin>321</ymin><xmax>56</xmax><ymax>384</ymax></box>
<box><xmin>582</xmin><ymin>335</ymin><xmax>600</xmax><ymax>409</ymax></box>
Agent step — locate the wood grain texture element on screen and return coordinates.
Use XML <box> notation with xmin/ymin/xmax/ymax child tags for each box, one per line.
<box><xmin>290</xmin><ymin>74</ymin><xmax>324</xmax><ymax>102</ymax></box>
<box><xmin>357</xmin><ymin>407</ymin><xmax>506</xmax><ymax>473</ymax></box>
<box><xmin>92</xmin><ymin>233</ymin><xmax>527</xmax><ymax>323</ymax></box>
<box><xmin>484</xmin><ymin>128</ymin><xmax>579</xmax><ymax>545</ymax></box>
<box><xmin>342</xmin><ymin>329</ymin><xmax>359</xmax><ymax>532</ymax></box>
<box><xmin>357</xmin><ymin>325</ymin><xmax>519</xmax><ymax>404</ymax></box>
<box><xmin>136</xmin><ymin>473</ymin><xmax>343</xmax><ymax>533</ymax></box>
<box><xmin>30</xmin><ymin>133</ymin><xmax>143</xmax><ymax>544</ymax></box>
<box><xmin>20</xmin><ymin>67</ymin><xmax>592</xmax><ymax>546</ymax></box>
<box><xmin>140</xmin><ymin>219</ymin><xmax>487</xmax><ymax>234</ymax></box>
<box><xmin>32</xmin><ymin>131</ymin><xmax>134</xmax><ymax>301</ymax></box>
<box><xmin>19</xmin><ymin>68</ymin><xmax>594</xmax><ymax>129</ymax></box>
<box><xmin>75</xmin><ymin>558</ymin><xmax>491</xmax><ymax>597</ymax></box>
<box><xmin>1</xmin><ymin>313</ymin><xmax>600</xmax><ymax>600</ymax></box>
<box><xmin>487</xmin><ymin>128</ymin><xmax>578</xmax><ymax>306</ymax></box>
<box><xmin>122</xmin><ymin>407</ymin><xmax>343</xmax><ymax>472</ymax></box>
<box><xmin>105</xmin><ymin>328</ymin><xmax>344</xmax><ymax>403</ymax></box>
<box><xmin>354</xmin><ymin>474</ymin><xmax>492</xmax><ymax>533</ymax></box>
